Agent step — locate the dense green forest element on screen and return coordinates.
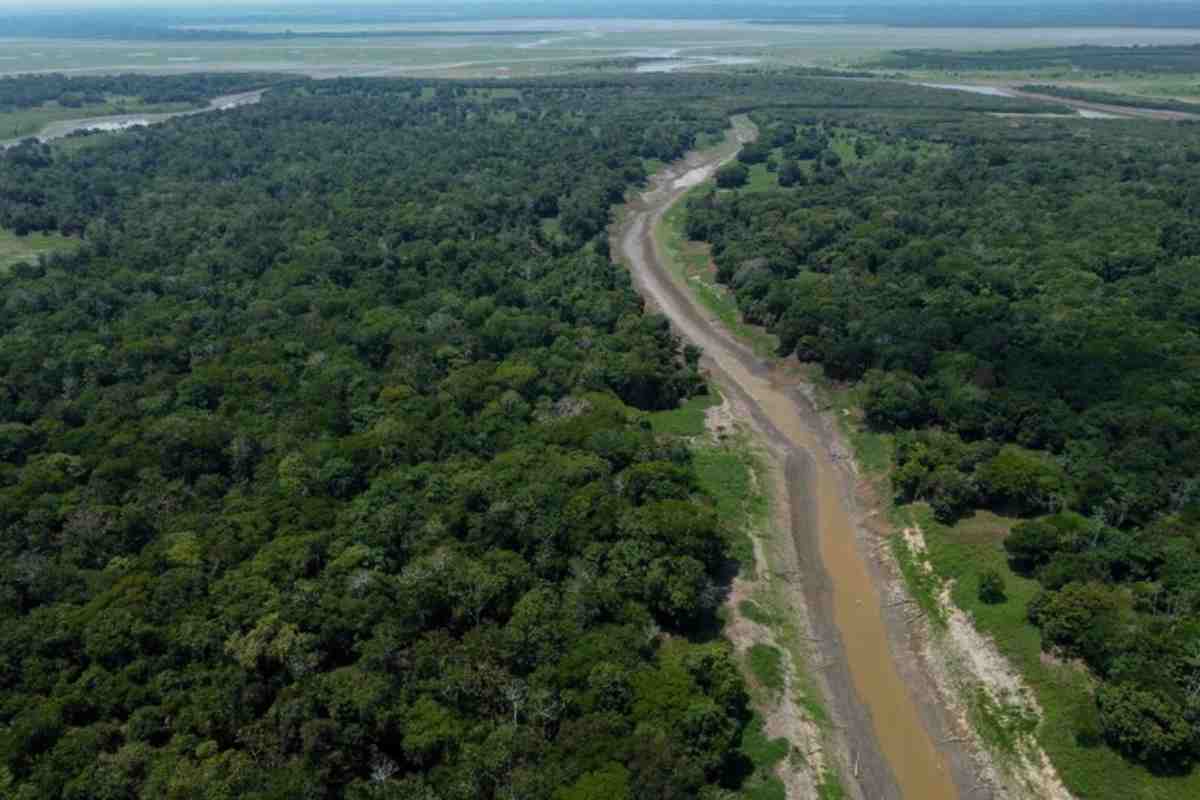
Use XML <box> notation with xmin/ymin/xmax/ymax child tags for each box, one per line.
<box><xmin>0</xmin><ymin>76</ymin><xmax>761</xmax><ymax>800</ymax></box>
<box><xmin>0</xmin><ymin>74</ymin><xmax>287</xmax><ymax>113</ymax></box>
<box><xmin>0</xmin><ymin>71</ymin><xmax>1129</xmax><ymax>798</ymax></box>
<box><xmin>684</xmin><ymin>106</ymin><xmax>1200</xmax><ymax>774</ymax></box>
<box><xmin>875</xmin><ymin>44</ymin><xmax>1200</xmax><ymax>73</ymax></box>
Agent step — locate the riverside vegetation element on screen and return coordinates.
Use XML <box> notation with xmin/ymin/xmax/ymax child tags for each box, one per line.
<box><xmin>682</xmin><ymin>103</ymin><xmax>1200</xmax><ymax>795</ymax></box>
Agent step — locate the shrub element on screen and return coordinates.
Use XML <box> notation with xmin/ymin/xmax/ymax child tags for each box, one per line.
<box><xmin>978</xmin><ymin>568</ymin><xmax>1007</xmax><ymax>604</ymax></box>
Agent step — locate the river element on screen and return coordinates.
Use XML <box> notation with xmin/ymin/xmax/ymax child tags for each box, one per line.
<box><xmin>615</xmin><ymin>119</ymin><xmax>976</xmax><ymax>800</ymax></box>
<box><xmin>0</xmin><ymin>89</ymin><xmax>265</xmax><ymax>149</ymax></box>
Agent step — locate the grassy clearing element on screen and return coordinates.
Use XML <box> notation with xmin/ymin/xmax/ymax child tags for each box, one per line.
<box><xmin>744</xmin><ymin>159</ymin><xmax>779</xmax><ymax>192</ymax></box>
<box><xmin>738</xmin><ymin>599</ymin><xmax>775</xmax><ymax>626</ymax></box>
<box><xmin>748</xmin><ymin>643</ymin><xmax>786</xmax><ymax>693</ymax></box>
<box><xmin>651</xmin><ymin>403</ymin><xmax>794</xmax><ymax>799</ymax></box>
<box><xmin>817</xmin><ymin>769</ymin><xmax>847</xmax><ymax>800</ymax></box>
<box><xmin>0</xmin><ymin>228</ymin><xmax>77</xmax><ymax>273</ymax></box>
<box><xmin>645</xmin><ymin>387</ymin><xmax>722</xmax><ymax>437</ymax></box>
<box><xmin>693</xmin><ymin>440</ymin><xmax>765</xmax><ymax>575</ymax></box>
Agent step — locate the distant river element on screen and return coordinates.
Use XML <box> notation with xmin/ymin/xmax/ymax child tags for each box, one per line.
<box><xmin>918</xmin><ymin>82</ymin><xmax>1016</xmax><ymax>97</ymax></box>
<box><xmin>0</xmin><ymin>89</ymin><xmax>265</xmax><ymax>149</ymax></box>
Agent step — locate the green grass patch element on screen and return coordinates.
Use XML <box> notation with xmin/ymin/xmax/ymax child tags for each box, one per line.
<box><xmin>910</xmin><ymin>502</ymin><xmax>1200</xmax><ymax>799</ymax></box>
<box><xmin>693</xmin><ymin>441</ymin><xmax>767</xmax><ymax>575</ymax></box>
<box><xmin>738</xmin><ymin>599</ymin><xmax>775</xmax><ymax>626</ymax></box>
<box><xmin>747</xmin><ymin>643</ymin><xmax>786</xmax><ymax>693</ymax></box>
<box><xmin>743</xmin><ymin>161</ymin><xmax>778</xmax><ymax>192</ymax></box>
<box><xmin>968</xmin><ymin>685</ymin><xmax>1039</xmax><ymax>758</ymax></box>
<box><xmin>796</xmin><ymin>689</ymin><xmax>831</xmax><ymax>727</ymax></box>
<box><xmin>738</xmin><ymin>714</ymin><xmax>789</xmax><ymax>800</ymax></box>
<box><xmin>822</xmin><ymin>360</ymin><xmax>1200</xmax><ymax>797</ymax></box>
<box><xmin>740</xmin><ymin>712</ymin><xmax>789</xmax><ymax>770</ymax></box>
<box><xmin>817</xmin><ymin>768</ymin><xmax>846</xmax><ymax>800</ymax></box>
<box><xmin>0</xmin><ymin>228</ymin><xmax>77</xmax><ymax>273</ymax></box>
<box><xmin>646</xmin><ymin>387</ymin><xmax>722</xmax><ymax>437</ymax></box>
<box><xmin>746</xmin><ymin>776</ymin><xmax>786</xmax><ymax>800</ymax></box>
<box><xmin>887</xmin><ymin>527</ymin><xmax>947</xmax><ymax>629</ymax></box>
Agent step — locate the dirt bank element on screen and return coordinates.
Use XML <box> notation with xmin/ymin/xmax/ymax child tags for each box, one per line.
<box><xmin>613</xmin><ymin>122</ymin><xmax>982</xmax><ymax>800</ymax></box>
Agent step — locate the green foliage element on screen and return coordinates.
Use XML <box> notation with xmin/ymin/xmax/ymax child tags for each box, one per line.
<box><xmin>875</xmin><ymin>44</ymin><xmax>1200</xmax><ymax>73</ymax></box>
<box><xmin>969</xmin><ymin>687</ymin><xmax>1039</xmax><ymax>757</ymax></box>
<box><xmin>738</xmin><ymin>713</ymin><xmax>789</xmax><ymax>770</ymax></box>
<box><xmin>716</xmin><ymin>162</ymin><xmax>750</xmax><ymax>189</ymax></box>
<box><xmin>817</xmin><ymin>768</ymin><xmax>846</xmax><ymax>800</ymax></box>
<box><xmin>910</xmin><ymin>505</ymin><xmax>1200</xmax><ymax>797</ymax></box>
<box><xmin>0</xmin><ymin>74</ymin><xmax>758</xmax><ymax>799</ymax></box>
<box><xmin>647</xmin><ymin>386</ymin><xmax>721</xmax><ymax>437</ymax></box>
<box><xmin>685</xmin><ymin>103</ymin><xmax>1200</xmax><ymax>780</ymax></box>
<box><xmin>556</xmin><ymin>763</ymin><xmax>631</xmax><ymax>800</ymax></box>
<box><xmin>747</xmin><ymin>644</ymin><xmax>786</xmax><ymax>693</ymax></box>
<box><xmin>889</xmin><ymin>528</ymin><xmax>947</xmax><ymax>628</ymax></box>
<box><xmin>1097</xmin><ymin>683</ymin><xmax>1196</xmax><ymax>767</ymax></box>
<box><xmin>1019</xmin><ymin>84</ymin><xmax>1200</xmax><ymax>113</ymax></box>
<box><xmin>978</xmin><ymin>568</ymin><xmax>1007</xmax><ymax>604</ymax></box>
<box><xmin>738</xmin><ymin>600</ymin><xmax>774</xmax><ymax>626</ymax></box>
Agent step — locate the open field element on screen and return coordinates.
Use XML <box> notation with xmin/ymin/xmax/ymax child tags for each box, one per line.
<box><xmin>0</xmin><ymin>228</ymin><xmax>76</xmax><ymax>273</ymax></box>
<box><xmin>2</xmin><ymin>21</ymin><xmax>1199</xmax><ymax>80</ymax></box>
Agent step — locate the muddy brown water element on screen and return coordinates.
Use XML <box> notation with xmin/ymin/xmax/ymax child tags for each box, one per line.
<box><xmin>616</xmin><ymin>122</ymin><xmax>962</xmax><ymax>800</ymax></box>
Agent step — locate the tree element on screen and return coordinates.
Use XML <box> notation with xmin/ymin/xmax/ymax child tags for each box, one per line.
<box><xmin>556</xmin><ymin>763</ymin><xmax>631</xmax><ymax>800</ymax></box>
<box><xmin>1096</xmin><ymin>683</ymin><xmax>1195</xmax><ymax>766</ymax></box>
<box><xmin>1028</xmin><ymin>582</ymin><xmax>1122</xmax><ymax>666</ymax></box>
<box><xmin>975</xmin><ymin>445</ymin><xmax>1066</xmax><ymax>516</ymax></box>
<box><xmin>715</xmin><ymin>163</ymin><xmax>749</xmax><ymax>189</ymax></box>
<box><xmin>777</xmin><ymin>160</ymin><xmax>806</xmax><ymax>187</ymax></box>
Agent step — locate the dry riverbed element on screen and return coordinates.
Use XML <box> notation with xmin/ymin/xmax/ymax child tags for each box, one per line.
<box><xmin>613</xmin><ymin>118</ymin><xmax>1073</xmax><ymax>800</ymax></box>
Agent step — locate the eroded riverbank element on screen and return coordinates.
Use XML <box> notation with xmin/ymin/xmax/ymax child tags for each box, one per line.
<box><xmin>614</xmin><ymin>121</ymin><xmax>976</xmax><ymax>800</ymax></box>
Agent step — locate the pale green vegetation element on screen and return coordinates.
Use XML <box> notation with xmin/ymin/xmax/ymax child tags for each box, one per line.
<box><xmin>0</xmin><ymin>228</ymin><xmax>76</xmax><ymax>273</ymax></box>
<box><xmin>645</xmin><ymin>388</ymin><xmax>722</xmax><ymax>436</ymax></box>
<box><xmin>748</xmin><ymin>643</ymin><xmax>786</xmax><ymax>693</ymax></box>
<box><xmin>739</xmin><ymin>713</ymin><xmax>789</xmax><ymax>800</ymax></box>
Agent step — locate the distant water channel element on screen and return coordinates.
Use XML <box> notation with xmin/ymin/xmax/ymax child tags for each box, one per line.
<box><xmin>637</xmin><ymin>56</ymin><xmax>760</xmax><ymax>73</ymax></box>
<box><xmin>0</xmin><ymin>89</ymin><xmax>264</xmax><ymax>149</ymax></box>
<box><xmin>918</xmin><ymin>82</ymin><xmax>1016</xmax><ymax>97</ymax></box>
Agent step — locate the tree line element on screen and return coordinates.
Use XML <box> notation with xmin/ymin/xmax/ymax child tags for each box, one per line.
<box><xmin>0</xmin><ymin>73</ymin><xmax>288</xmax><ymax>113</ymax></box>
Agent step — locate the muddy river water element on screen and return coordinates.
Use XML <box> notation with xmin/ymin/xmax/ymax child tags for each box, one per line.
<box><xmin>617</xmin><ymin>120</ymin><xmax>966</xmax><ymax>800</ymax></box>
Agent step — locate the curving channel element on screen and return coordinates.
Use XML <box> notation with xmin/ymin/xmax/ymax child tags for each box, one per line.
<box><xmin>615</xmin><ymin>119</ymin><xmax>965</xmax><ymax>800</ymax></box>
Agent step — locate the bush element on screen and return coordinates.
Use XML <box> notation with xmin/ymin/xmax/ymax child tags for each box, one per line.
<box><xmin>978</xmin><ymin>568</ymin><xmax>1007</xmax><ymax>604</ymax></box>
<box><xmin>716</xmin><ymin>163</ymin><xmax>749</xmax><ymax>189</ymax></box>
